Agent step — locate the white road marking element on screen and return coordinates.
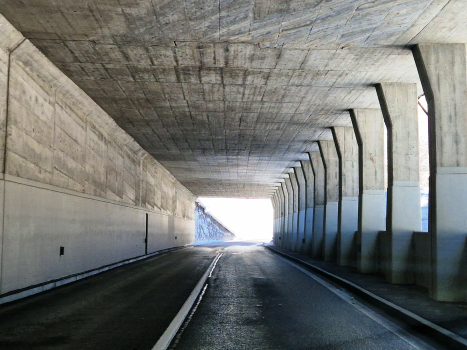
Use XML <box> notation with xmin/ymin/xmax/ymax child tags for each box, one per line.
<box><xmin>277</xmin><ymin>255</ymin><xmax>437</xmax><ymax>350</ymax></box>
<box><xmin>152</xmin><ymin>252</ymin><xmax>223</xmax><ymax>350</ymax></box>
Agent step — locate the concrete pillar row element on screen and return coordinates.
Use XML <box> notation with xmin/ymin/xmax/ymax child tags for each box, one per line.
<box><xmin>284</xmin><ymin>177</ymin><xmax>294</xmax><ymax>250</ymax></box>
<box><xmin>350</xmin><ymin>109</ymin><xmax>386</xmax><ymax>273</ymax></box>
<box><xmin>294</xmin><ymin>166</ymin><xmax>307</xmax><ymax>253</ymax></box>
<box><xmin>277</xmin><ymin>183</ymin><xmax>284</xmax><ymax>247</ymax></box>
<box><xmin>290</xmin><ymin>170</ymin><xmax>300</xmax><ymax>251</ymax></box>
<box><xmin>318</xmin><ymin>140</ymin><xmax>339</xmax><ymax>262</ymax></box>
<box><xmin>271</xmin><ymin>192</ymin><xmax>276</xmax><ymax>244</ymax></box>
<box><xmin>281</xmin><ymin>182</ymin><xmax>289</xmax><ymax>249</ymax></box>
<box><xmin>309</xmin><ymin>151</ymin><xmax>325</xmax><ymax>259</ymax></box>
<box><xmin>376</xmin><ymin>82</ymin><xmax>421</xmax><ymax>285</ymax></box>
<box><xmin>413</xmin><ymin>43</ymin><xmax>467</xmax><ymax>302</ymax></box>
<box><xmin>332</xmin><ymin>126</ymin><xmax>359</xmax><ymax>268</ymax></box>
<box><xmin>300</xmin><ymin>160</ymin><xmax>314</xmax><ymax>255</ymax></box>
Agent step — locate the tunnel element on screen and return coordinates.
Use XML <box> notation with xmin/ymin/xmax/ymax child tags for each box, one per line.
<box><xmin>0</xmin><ymin>1</ymin><xmax>467</xmax><ymax>349</ymax></box>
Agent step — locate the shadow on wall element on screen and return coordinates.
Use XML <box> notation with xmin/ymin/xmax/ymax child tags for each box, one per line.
<box><xmin>195</xmin><ymin>202</ymin><xmax>235</xmax><ymax>244</ymax></box>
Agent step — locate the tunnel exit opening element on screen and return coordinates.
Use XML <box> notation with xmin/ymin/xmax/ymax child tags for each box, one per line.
<box><xmin>418</xmin><ymin>95</ymin><xmax>429</xmax><ymax>232</ymax></box>
<box><xmin>196</xmin><ymin>198</ymin><xmax>273</xmax><ymax>243</ymax></box>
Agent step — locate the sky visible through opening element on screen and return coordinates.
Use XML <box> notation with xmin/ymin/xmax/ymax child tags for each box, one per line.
<box><xmin>197</xmin><ymin>198</ymin><xmax>273</xmax><ymax>242</ymax></box>
<box><xmin>198</xmin><ymin>97</ymin><xmax>430</xmax><ymax>241</ymax></box>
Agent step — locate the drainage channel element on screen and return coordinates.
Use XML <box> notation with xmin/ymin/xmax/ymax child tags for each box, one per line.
<box><xmin>151</xmin><ymin>251</ymin><xmax>223</xmax><ymax>350</ymax></box>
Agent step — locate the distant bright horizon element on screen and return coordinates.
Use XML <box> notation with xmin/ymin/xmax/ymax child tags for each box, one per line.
<box><xmin>197</xmin><ymin>198</ymin><xmax>273</xmax><ymax>242</ymax></box>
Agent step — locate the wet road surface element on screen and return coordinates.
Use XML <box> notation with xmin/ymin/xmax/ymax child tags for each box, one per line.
<box><xmin>0</xmin><ymin>247</ymin><xmax>216</xmax><ymax>350</ymax></box>
<box><xmin>172</xmin><ymin>242</ymin><xmax>439</xmax><ymax>350</ymax></box>
<box><xmin>0</xmin><ymin>241</ymin><xmax>443</xmax><ymax>349</ymax></box>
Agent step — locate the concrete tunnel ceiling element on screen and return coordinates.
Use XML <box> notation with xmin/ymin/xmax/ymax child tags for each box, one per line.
<box><xmin>1</xmin><ymin>0</ymin><xmax>466</xmax><ymax>198</ymax></box>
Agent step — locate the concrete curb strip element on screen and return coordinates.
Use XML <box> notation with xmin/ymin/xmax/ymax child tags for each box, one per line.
<box><xmin>266</xmin><ymin>246</ymin><xmax>467</xmax><ymax>350</ymax></box>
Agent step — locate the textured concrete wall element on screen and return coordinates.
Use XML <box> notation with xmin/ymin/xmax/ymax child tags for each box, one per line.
<box><xmin>413</xmin><ymin>43</ymin><xmax>467</xmax><ymax>302</ymax></box>
<box><xmin>332</xmin><ymin>126</ymin><xmax>359</xmax><ymax>267</ymax></box>
<box><xmin>350</xmin><ymin>108</ymin><xmax>386</xmax><ymax>274</ymax></box>
<box><xmin>309</xmin><ymin>151</ymin><xmax>325</xmax><ymax>259</ymax></box>
<box><xmin>0</xmin><ymin>18</ymin><xmax>196</xmax><ymax>295</ymax></box>
<box><xmin>195</xmin><ymin>202</ymin><xmax>235</xmax><ymax>243</ymax></box>
<box><xmin>376</xmin><ymin>82</ymin><xmax>420</xmax><ymax>285</ymax></box>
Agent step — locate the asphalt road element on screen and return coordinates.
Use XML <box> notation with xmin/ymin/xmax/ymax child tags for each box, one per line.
<box><xmin>0</xmin><ymin>241</ymin><xmax>444</xmax><ymax>350</ymax></box>
<box><xmin>172</xmin><ymin>242</ymin><xmax>439</xmax><ymax>350</ymax></box>
<box><xmin>0</xmin><ymin>247</ymin><xmax>217</xmax><ymax>350</ymax></box>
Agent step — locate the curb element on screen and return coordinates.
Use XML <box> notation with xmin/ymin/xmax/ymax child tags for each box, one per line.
<box><xmin>266</xmin><ymin>246</ymin><xmax>467</xmax><ymax>350</ymax></box>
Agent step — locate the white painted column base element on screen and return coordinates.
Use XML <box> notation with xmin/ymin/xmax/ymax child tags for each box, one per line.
<box><xmin>358</xmin><ymin>190</ymin><xmax>386</xmax><ymax>273</ymax></box>
<box><xmin>338</xmin><ymin>197</ymin><xmax>358</xmax><ymax>267</ymax></box>
<box><xmin>387</xmin><ymin>181</ymin><xmax>421</xmax><ymax>284</ymax></box>
<box><xmin>324</xmin><ymin>202</ymin><xmax>338</xmax><ymax>262</ymax></box>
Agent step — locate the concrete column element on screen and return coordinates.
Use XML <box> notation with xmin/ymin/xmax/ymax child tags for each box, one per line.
<box><xmin>276</xmin><ymin>185</ymin><xmax>284</xmax><ymax>247</ymax></box>
<box><xmin>309</xmin><ymin>151</ymin><xmax>325</xmax><ymax>259</ymax></box>
<box><xmin>350</xmin><ymin>109</ymin><xmax>386</xmax><ymax>273</ymax></box>
<box><xmin>294</xmin><ymin>166</ymin><xmax>306</xmax><ymax>253</ymax></box>
<box><xmin>413</xmin><ymin>43</ymin><xmax>467</xmax><ymax>301</ymax></box>
<box><xmin>376</xmin><ymin>82</ymin><xmax>421</xmax><ymax>285</ymax></box>
<box><xmin>332</xmin><ymin>126</ymin><xmax>359</xmax><ymax>267</ymax></box>
<box><xmin>284</xmin><ymin>177</ymin><xmax>294</xmax><ymax>250</ymax></box>
<box><xmin>280</xmin><ymin>182</ymin><xmax>288</xmax><ymax>249</ymax></box>
<box><xmin>300</xmin><ymin>160</ymin><xmax>314</xmax><ymax>255</ymax></box>
<box><xmin>275</xmin><ymin>191</ymin><xmax>281</xmax><ymax>246</ymax></box>
<box><xmin>318</xmin><ymin>140</ymin><xmax>339</xmax><ymax>262</ymax></box>
<box><xmin>290</xmin><ymin>170</ymin><xmax>300</xmax><ymax>251</ymax></box>
<box><xmin>272</xmin><ymin>191</ymin><xmax>279</xmax><ymax>245</ymax></box>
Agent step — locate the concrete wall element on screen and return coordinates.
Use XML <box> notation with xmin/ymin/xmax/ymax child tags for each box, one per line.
<box><xmin>195</xmin><ymin>202</ymin><xmax>235</xmax><ymax>243</ymax></box>
<box><xmin>0</xmin><ymin>17</ymin><xmax>196</xmax><ymax>295</ymax></box>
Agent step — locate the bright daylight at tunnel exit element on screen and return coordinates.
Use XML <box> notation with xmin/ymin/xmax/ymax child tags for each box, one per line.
<box><xmin>0</xmin><ymin>1</ymin><xmax>466</xmax><ymax>349</ymax></box>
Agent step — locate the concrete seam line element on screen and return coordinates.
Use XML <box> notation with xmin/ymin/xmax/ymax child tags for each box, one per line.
<box><xmin>152</xmin><ymin>252</ymin><xmax>223</xmax><ymax>350</ymax></box>
<box><xmin>266</xmin><ymin>246</ymin><xmax>467</xmax><ymax>349</ymax></box>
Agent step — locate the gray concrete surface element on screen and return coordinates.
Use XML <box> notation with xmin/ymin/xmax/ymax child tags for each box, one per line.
<box><xmin>350</xmin><ymin>108</ymin><xmax>386</xmax><ymax>274</ymax></box>
<box><xmin>413</xmin><ymin>43</ymin><xmax>467</xmax><ymax>302</ymax></box>
<box><xmin>319</xmin><ymin>140</ymin><xmax>339</xmax><ymax>262</ymax></box>
<box><xmin>377</xmin><ymin>82</ymin><xmax>421</xmax><ymax>285</ymax></box>
<box><xmin>332</xmin><ymin>126</ymin><xmax>359</xmax><ymax>268</ymax></box>
<box><xmin>1</xmin><ymin>1</ymin><xmax>466</xmax><ymax>197</ymax></box>
<box><xmin>294</xmin><ymin>166</ymin><xmax>306</xmax><ymax>253</ymax></box>
<box><xmin>285</xmin><ymin>176</ymin><xmax>295</xmax><ymax>251</ymax></box>
<box><xmin>300</xmin><ymin>160</ymin><xmax>314</xmax><ymax>254</ymax></box>
<box><xmin>290</xmin><ymin>168</ymin><xmax>300</xmax><ymax>251</ymax></box>
<box><xmin>0</xmin><ymin>16</ymin><xmax>197</xmax><ymax>296</ymax></box>
<box><xmin>1</xmin><ymin>0</ymin><xmax>467</xmax><ymax>308</ymax></box>
<box><xmin>281</xmin><ymin>182</ymin><xmax>289</xmax><ymax>248</ymax></box>
<box><xmin>309</xmin><ymin>150</ymin><xmax>325</xmax><ymax>259</ymax></box>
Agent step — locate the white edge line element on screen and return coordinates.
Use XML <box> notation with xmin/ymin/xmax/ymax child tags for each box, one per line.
<box><xmin>151</xmin><ymin>252</ymin><xmax>222</xmax><ymax>350</ymax></box>
<box><xmin>277</xmin><ymin>256</ymin><xmax>435</xmax><ymax>350</ymax></box>
<box><xmin>270</xmin><ymin>247</ymin><xmax>467</xmax><ymax>347</ymax></box>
